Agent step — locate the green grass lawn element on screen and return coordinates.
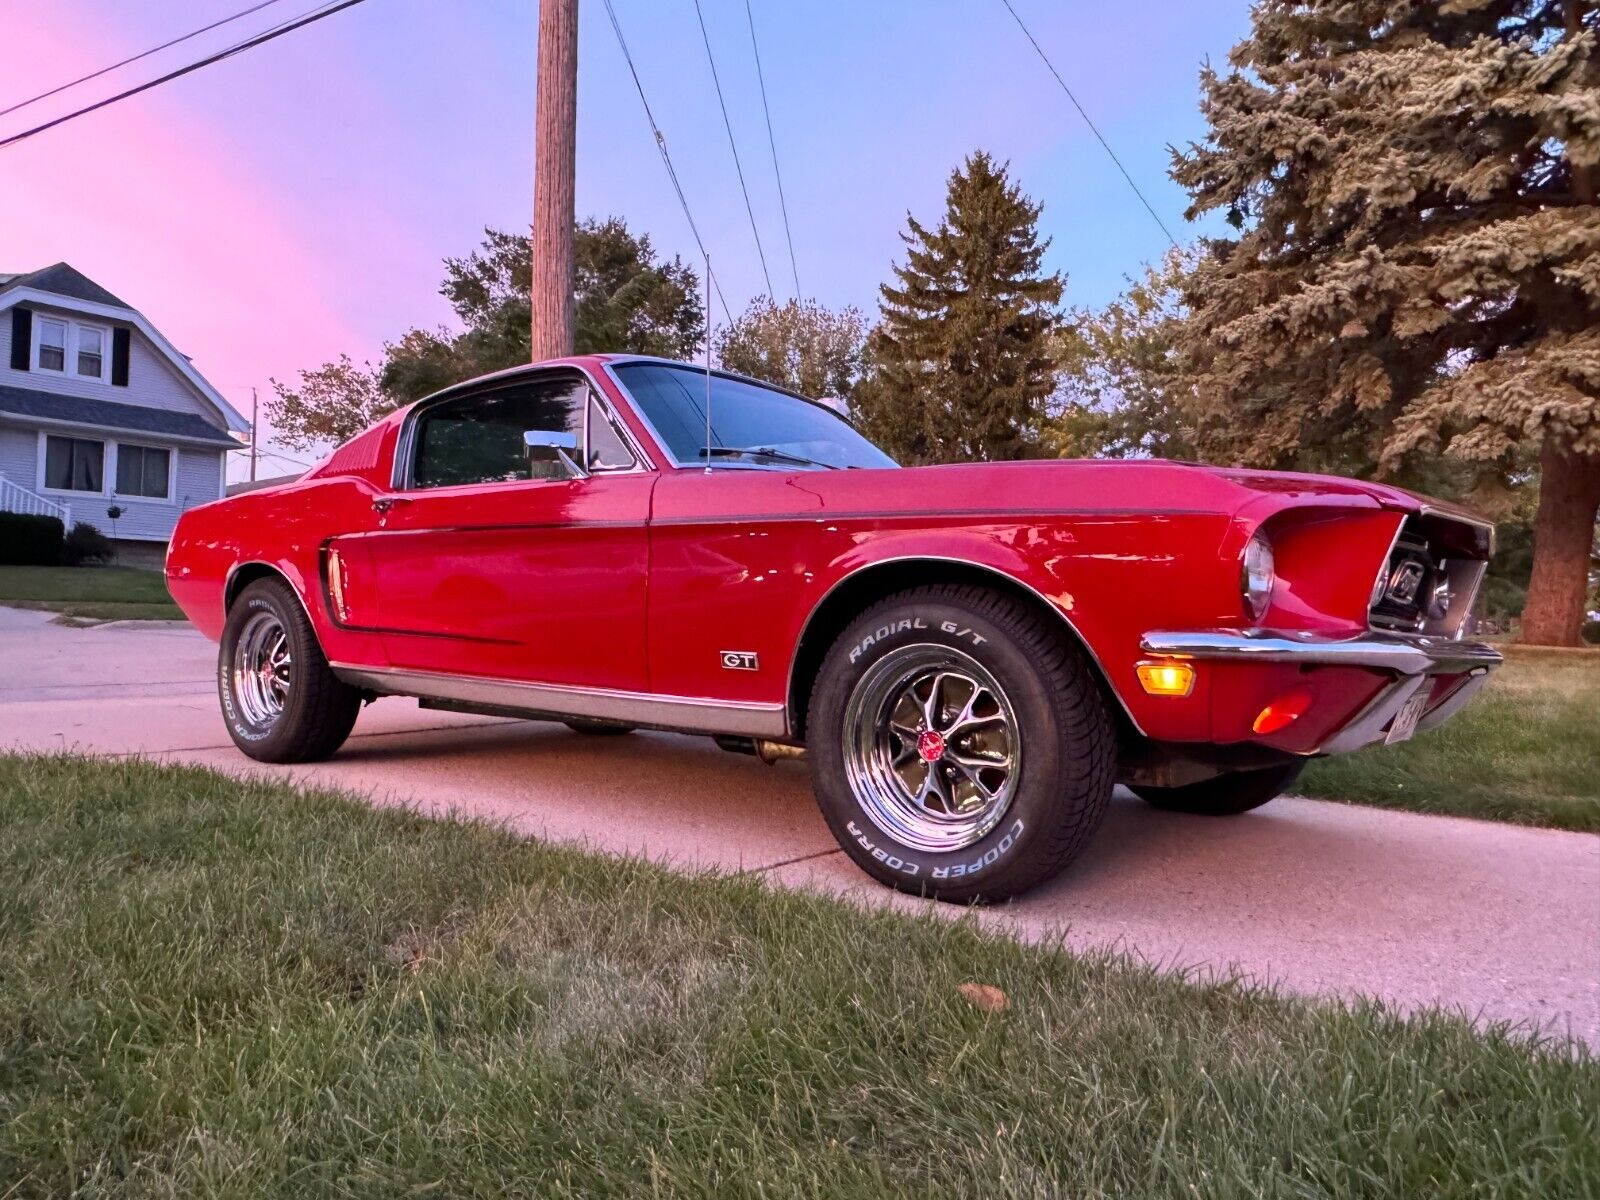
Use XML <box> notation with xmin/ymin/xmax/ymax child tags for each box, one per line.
<box><xmin>0</xmin><ymin>564</ymin><xmax>181</xmax><ymax>621</ymax></box>
<box><xmin>1300</xmin><ymin>654</ymin><xmax>1600</xmax><ymax>832</ymax></box>
<box><xmin>0</xmin><ymin>755</ymin><xmax>1592</xmax><ymax>1198</ymax></box>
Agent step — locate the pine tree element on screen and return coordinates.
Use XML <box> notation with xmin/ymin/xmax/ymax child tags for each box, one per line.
<box><xmin>1172</xmin><ymin>0</ymin><xmax>1600</xmax><ymax>645</ymax></box>
<box><xmin>854</xmin><ymin>153</ymin><xmax>1063</xmax><ymax>463</ymax></box>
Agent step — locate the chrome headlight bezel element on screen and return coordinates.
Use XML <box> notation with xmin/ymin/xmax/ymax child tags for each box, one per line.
<box><xmin>1241</xmin><ymin>532</ymin><xmax>1275</xmax><ymax>622</ymax></box>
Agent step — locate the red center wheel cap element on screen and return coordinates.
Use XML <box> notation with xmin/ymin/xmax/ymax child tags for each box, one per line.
<box><xmin>916</xmin><ymin>730</ymin><xmax>947</xmax><ymax>763</ymax></box>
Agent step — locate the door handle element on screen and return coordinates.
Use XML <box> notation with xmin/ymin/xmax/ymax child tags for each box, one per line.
<box><xmin>372</xmin><ymin>495</ymin><xmax>411</xmax><ymax>515</ymax></box>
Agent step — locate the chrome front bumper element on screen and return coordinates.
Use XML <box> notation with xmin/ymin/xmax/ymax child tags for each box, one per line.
<box><xmin>1139</xmin><ymin>628</ymin><xmax>1503</xmax><ymax>754</ymax></box>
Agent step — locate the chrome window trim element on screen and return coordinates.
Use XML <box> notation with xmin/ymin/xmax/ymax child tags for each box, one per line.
<box><xmin>329</xmin><ymin>662</ymin><xmax>788</xmax><ymax>738</ymax></box>
<box><xmin>598</xmin><ymin>356</ymin><xmax>891</xmax><ymax>471</ymax></box>
<box><xmin>390</xmin><ymin>364</ymin><xmax>654</xmax><ymax>491</ymax></box>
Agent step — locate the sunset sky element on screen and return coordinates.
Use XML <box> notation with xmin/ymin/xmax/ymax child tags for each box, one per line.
<box><xmin>3</xmin><ymin>0</ymin><xmax>1248</xmax><ymax>478</ymax></box>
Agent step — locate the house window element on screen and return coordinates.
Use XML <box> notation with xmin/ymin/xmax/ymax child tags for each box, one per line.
<box><xmin>37</xmin><ymin>319</ymin><xmax>66</xmax><ymax>372</ymax></box>
<box><xmin>115</xmin><ymin>444</ymin><xmax>172</xmax><ymax>500</ymax></box>
<box><xmin>44</xmin><ymin>435</ymin><xmax>104</xmax><ymax>492</ymax></box>
<box><xmin>33</xmin><ymin>317</ymin><xmax>110</xmax><ymax>382</ymax></box>
<box><xmin>77</xmin><ymin>326</ymin><xmax>104</xmax><ymax>378</ymax></box>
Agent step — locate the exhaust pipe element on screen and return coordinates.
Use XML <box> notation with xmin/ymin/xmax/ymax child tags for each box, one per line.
<box><xmin>714</xmin><ymin>736</ymin><xmax>807</xmax><ymax>764</ymax></box>
<box><xmin>755</xmin><ymin>739</ymin><xmax>806</xmax><ymax>765</ymax></box>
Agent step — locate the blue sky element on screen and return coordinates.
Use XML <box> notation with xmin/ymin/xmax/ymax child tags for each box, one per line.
<box><xmin>5</xmin><ymin>0</ymin><xmax>1251</xmax><ymax>474</ymax></box>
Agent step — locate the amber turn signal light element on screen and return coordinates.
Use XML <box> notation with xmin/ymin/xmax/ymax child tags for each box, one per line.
<box><xmin>1136</xmin><ymin>661</ymin><xmax>1196</xmax><ymax>697</ymax></box>
<box><xmin>1253</xmin><ymin>688</ymin><xmax>1314</xmax><ymax>735</ymax></box>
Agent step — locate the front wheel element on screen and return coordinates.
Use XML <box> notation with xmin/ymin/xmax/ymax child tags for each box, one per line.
<box><xmin>218</xmin><ymin>578</ymin><xmax>361</xmax><ymax>763</ymax></box>
<box><xmin>1130</xmin><ymin>762</ymin><xmax>1305</xmax><ymax>816</ymax></box>
<box><xmin>807</xmin><ymin>585</ymin><xmax>1115</xmax><ymax>903</ymax></box>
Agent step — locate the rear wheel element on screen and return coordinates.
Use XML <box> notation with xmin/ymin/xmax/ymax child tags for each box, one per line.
<box><xmin>1131</xmin><ymin>762</ymin><xmax>1305</xmax><ymax>816</ymax></box>
<box><xmin>807</xmin><ymin>585</ymin><xmax>1115</xmax><ymax>903</ymax></box>
<box><xmin>218</xmin><ymin>578</ymin><xmax>360</xmax><ymax>763</ymax></box>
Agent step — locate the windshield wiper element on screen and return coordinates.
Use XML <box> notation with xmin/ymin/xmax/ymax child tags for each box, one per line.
<box><xmin>697</xmin><ymin>446</ymin><xmax>840</xmax><ymax>470</ymax></box>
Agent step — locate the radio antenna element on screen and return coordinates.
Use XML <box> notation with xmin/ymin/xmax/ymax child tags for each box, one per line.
<box><xmin>703</xmin><ymin>253</ymin><xmax>714</xmax><ymax>472</ymax></box>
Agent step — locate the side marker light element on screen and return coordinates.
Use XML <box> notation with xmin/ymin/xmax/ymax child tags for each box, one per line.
<box><xmin>1136</xmin><ymin>661</ymin><xmax>1196</xmax><ymax>697</ymax></box>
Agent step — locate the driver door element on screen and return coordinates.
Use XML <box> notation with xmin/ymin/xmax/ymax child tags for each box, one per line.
<box><xmin>355</xmin><ymin>371</ymin><xmax>654</xmax><ymax>691</ymax></box>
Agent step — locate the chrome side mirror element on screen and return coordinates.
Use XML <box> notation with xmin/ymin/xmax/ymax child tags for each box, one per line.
<box><xmin>523</xmin><ymin>429</ymin><xmax>587</xmax><ymax>479</ymax></box>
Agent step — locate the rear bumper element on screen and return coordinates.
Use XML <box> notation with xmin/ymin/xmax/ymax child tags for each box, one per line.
<box><xmin>1139</xmin><ymin>628</ymin><xmax>1502</xmax><ymax>754</ymax></box>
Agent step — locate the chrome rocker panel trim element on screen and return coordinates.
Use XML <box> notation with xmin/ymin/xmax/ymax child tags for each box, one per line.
<box><xmin>330</xmin><ymin>663</ymin><xmax>788</xmax><ymax>739</ymax></box>
<box><xmin>1139</xmin><ymin>628</ymin><xmax>1504</xmax><ymax>676</ymax></box>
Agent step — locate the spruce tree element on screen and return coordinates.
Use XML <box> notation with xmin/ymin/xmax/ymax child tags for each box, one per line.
<box><xmin>855</xmin><ymin>153</ymin><xmax>1063</xmax><ymax>463</ymax></box>
<box><xmin>1172</xmin><ymin>0</ymin><xmax>1599</xmax><ymax>645</ymax></box>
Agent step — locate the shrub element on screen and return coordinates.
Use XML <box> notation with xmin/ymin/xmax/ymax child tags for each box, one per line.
<box><xmin>63</xmin><ymin>522</ymin><xmax>113</xmax><ymax>566</ymax></box>
<box><xmin>0</xmin><ymin>512</ymin><xmax>65</xmax><ymax>565</ymax></box>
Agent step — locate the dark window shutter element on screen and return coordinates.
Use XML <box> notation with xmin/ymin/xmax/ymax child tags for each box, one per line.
<box><xmin>111</xmin><ymin>327</ymin><xmax>131</xmax><ymax>386</ymax></box>
<box><xmin>9</xmin><ymin>307</ymin><xmax>30</xmax><ymax>371</ymax></box>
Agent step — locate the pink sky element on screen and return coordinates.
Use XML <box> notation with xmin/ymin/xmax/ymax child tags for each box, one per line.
<box><xmin>3</xmin><ymin>1</ymin><xmax>1246</xmax><ymax>480</ymax></box>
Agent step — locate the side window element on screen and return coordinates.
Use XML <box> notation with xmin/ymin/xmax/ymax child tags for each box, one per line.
<box><xmin>411</xmin><ymin>378</ymin><xmax>585</xmax><ymax>488</ymax></box>
<box><xmin>586</xmin><ymin>395</ymin><xmax>636</xmax><ymax>471</ymax></box>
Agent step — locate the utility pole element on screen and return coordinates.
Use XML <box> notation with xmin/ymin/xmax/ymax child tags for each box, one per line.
<box><xmin>249</xmin><ymin>387</ymin><xmax>258</xmax><ymax>483</ymax></box>
<box><xmin>530</xmin><ymin>0</ymin><xmax>578</xmax><ymax>361</ymax></box>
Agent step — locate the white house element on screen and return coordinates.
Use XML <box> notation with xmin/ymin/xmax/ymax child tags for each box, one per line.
<box><xmin>0</xmin><ymin>263</ymin><xmax>248</xmax><ymax>564</ymax></box>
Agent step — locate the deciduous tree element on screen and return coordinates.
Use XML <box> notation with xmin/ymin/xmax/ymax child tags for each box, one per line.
<box><xmin>853</xmin><ymin>153</ymin><xmax>1063</xmax><ymax>463</ymax></box>
<box><xmin>1049</xmin><ymin>249</ymin><xmax>1198</xmax><ymax>461</ymax></box>
<box><xmin>1172</xmin><ymin>0</ymin><xmax>1600</xmax><ymax>644</ymax></box>
<box><xmin>715</xmin><ymin>297</ymin><xmax>868</xmax><ymax>401</ymax></box>
<box><xmin>268</xmin><ymin>219</ymin><xmax>703</xmax><ymax>451</ymax></box>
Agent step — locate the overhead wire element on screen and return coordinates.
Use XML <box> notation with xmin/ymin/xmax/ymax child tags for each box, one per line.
<box><xmin>690</xmin><ymin>0</ymin><xmax>774</xmax><ymax>299</ymax></box>
<box><xmin>997</xmin><ymin>0</ymin><xmax>1180</xmax><ymax>248</ymax></box>
<box><xmin>742</xmin><ymin>0</ymin><xmax>801</xmax><ymax>299</ymax></box>
<box><xmin>0</xmin><ymin>0</ymin><xmax>292</xmax><ymax>119</ymax></box>
<box><xmin>0</xmin><ymin>0</ymin><xmax>372</xmax><ymax>151</ymax></box>
<box><xmin>600</xmin><ymin>0</ymin><xmax>735</xmax><ymax>325</ymax></box>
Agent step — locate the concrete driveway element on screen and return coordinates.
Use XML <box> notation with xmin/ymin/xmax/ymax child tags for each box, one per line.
<box><xmin>3</xmin><ymin>605</ymin><xmax>1596</xmax><ymax>1047</ymax></box>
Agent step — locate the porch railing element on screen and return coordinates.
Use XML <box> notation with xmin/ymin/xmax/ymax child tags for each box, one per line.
<box><xmin>0</xmin><ymin>472</ymin><xmax>72</xmax><ymax>528</ymax></box>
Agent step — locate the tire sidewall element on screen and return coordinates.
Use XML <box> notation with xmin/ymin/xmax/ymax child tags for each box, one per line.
<box><xmin>808</xmin><ymin>597</ymin><xmax>1074</xmax><ymax>896</ymax></box>
<box><xmin>218</xmin><ymin>584</ymin><xmax>303</xmax><ymax>755</ymax></box>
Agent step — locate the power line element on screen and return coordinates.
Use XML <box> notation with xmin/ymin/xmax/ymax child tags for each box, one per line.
<box><xmin>997</xmin><ymin>0</ymin><xmax>1179</xmax><ymax>248</ymax></box>
<box><xmin>233</xmin><ymin>445</ymin><xmax>314</xmax><ymax>469</ymax></box>
<box><xmin>743</xmin><ymin>0</ymin><xmax>801</xmax><ymax>299</ymax></box>
<box><xmin>600</xmin><ymin>0</ymin><xmax>735</xmax><ymax>325</ymax></box>
<box><xmin>0</xmin><ymin>0</ymin><xmax>291</xmax><ymax>119</ymax></box>
<box><xmin>690</xmin><ymin>0</ymin><xmax>774</xmax><ymax>299</ymax></box>
<box><xmin>0</xmin><ymin>0</ymin><xmax>371</xmax><ymax>152</ymax></box>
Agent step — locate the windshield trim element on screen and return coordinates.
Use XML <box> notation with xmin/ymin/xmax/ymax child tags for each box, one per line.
<box><xmin>599</xmin><ymin>357</ymin><xmax>890</xmax><ymax>471</ymax></box>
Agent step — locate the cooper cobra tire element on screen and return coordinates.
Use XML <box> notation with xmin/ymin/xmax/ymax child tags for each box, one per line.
<box><xmin>807</xmin><ymin>585</ymin><xmax>1115</xmax><ymax>903</ymax></box>
<box><xmin>563</xmin><ymin>719</ymin><xmax>635</xmax><ymax>736</ymax></box>
<box><xmin>1131</xmin><ymin>762</ymin><xmax>1305</xmax><ymax>816</ymax></box>
<box><xmin>218</xmin><ymin>578</ymin><xmax>361</xmax><ymax>763</ymax></box>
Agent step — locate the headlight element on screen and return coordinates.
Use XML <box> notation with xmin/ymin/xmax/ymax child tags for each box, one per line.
<box><xmin>1241</xmin><ymin>533</ymin><xmax>1275</xmax><ymax>622</ymax></box>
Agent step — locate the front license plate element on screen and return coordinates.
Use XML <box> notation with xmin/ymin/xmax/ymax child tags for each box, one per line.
<box><xmin>1385</xmin><ymin>690</ymin><xmax>1430</xmax><ymax>745</ymax></box>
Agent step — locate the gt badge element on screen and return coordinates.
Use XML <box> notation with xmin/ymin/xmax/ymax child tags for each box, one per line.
<box><xmin>720</xmin><ymin>651</ymin><xmax>759</xmax><ymax>671</ymax></box>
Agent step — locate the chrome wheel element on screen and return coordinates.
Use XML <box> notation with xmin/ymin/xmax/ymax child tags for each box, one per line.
<box><xmin>230</xmin><ymin>611</ymin><xmax>291</xmax><ymax>727</ymax></box>
<box><xmin>842</xmin><ymin>644</ymin><xmax>1020</xmax><ymax>853</ymax></box>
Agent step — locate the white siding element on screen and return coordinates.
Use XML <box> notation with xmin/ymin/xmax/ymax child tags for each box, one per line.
<box><xmin>0</xmin><ymin>428</ymin><xmax>224</xmax><ymax>542</ymax></box>
<box><xmin>0</xmin><ymin>302</ymin><xmax>221</xmax><ymax>424</ymax></box>
<box><xmin>0</xmin><ymin>425</ymin><xmax>34</xmax><ymax>485</ymax></box>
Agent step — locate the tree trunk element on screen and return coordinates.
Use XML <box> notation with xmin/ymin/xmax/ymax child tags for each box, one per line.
<box><xmin>530</xmin><ymin>0</ymin><xmax>578</xmax><ymax>362</ymax></box>
<box><xmin>1519</xmin><ymin>437</ymin><xmax>1600</xmax><ymax>646</ymax></box>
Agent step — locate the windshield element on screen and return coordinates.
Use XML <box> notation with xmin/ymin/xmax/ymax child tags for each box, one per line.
<box><xmin>611</xmin><ymin>362</ymin><xmax>898</xmax><ymax>470</ymax></box>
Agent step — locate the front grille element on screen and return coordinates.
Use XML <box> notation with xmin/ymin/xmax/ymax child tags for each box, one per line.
<box><xmin>1369</xmin><ymin>514</ymin><xmax>1491</xmax><ymax>639</ymax></box>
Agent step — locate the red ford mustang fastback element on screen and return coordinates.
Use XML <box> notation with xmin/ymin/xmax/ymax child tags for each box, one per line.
<box><xmin>167</xmin><ymin>355</ymin><xmax>1502</xmax><ymax>900</ymax></box>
